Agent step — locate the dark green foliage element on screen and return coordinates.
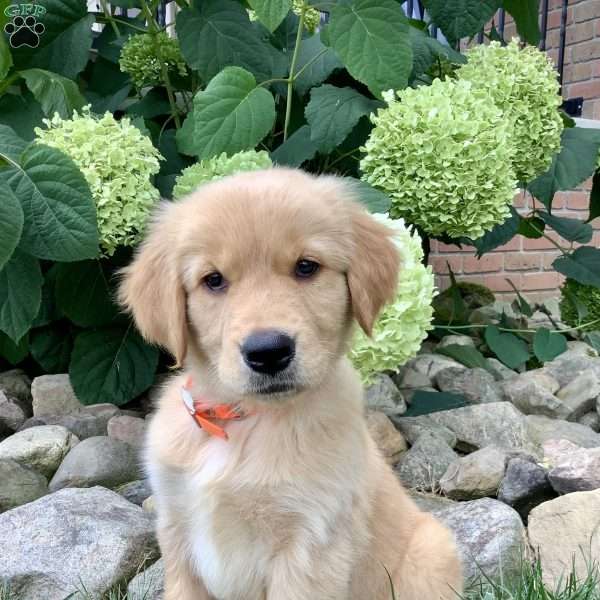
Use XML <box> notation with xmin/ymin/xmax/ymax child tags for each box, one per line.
<box><xmin>433</xmin><ymin>282</ymin><xmax>495</xmax><ymax>324</ymax></box>
<box><xmin>560</xmin><ymin>279</ymin><xmax>600</xmax><ymax>331</ymax></box>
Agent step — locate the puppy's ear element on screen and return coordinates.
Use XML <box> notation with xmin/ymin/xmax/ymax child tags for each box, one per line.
<box><xmin>118</xmin><ymin>204</ymin><xmax>188</xmax><ymax>365</ymax></box>
<box><xmin>347</xmin><ymin>207</ymin><xmax>400</xmax><ymax>336</ymax></box>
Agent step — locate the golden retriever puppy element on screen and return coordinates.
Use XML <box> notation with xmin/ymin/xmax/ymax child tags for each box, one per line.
<box><xmin>119</xmin><ymin>168</ymin><xmax>462</xmax><ymax>600</ymax></box>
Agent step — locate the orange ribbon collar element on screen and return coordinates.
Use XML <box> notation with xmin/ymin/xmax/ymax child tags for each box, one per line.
<box><xmin>181</xmin><ymin>376</ymin><xmax>248</xmax><ymax>441</ymax></box>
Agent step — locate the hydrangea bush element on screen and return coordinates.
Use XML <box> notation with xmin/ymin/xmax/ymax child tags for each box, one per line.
<box><xmin>35</xmin><ymin>108</ymin><xmax>163</xmax><ymax>256</ymax></box>
<box><xmin>350</xmin><ymin>216</ymin><xmax>436</xmax><ymax>384</ymax></box>
<box><xmin>360</xmin><ymin>79</ymin><xmax>517</xmax><ymax>239</ymax></box>
<box><xmin>457</xmin><ymin>39</ymin><xmax>563</xmax><ymax>184</ymax></box>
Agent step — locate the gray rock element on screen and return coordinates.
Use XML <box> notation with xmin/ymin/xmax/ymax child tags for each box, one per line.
<box><xmin>556</xmin><ymin>371</ymin><xmax>600</xmax><ymax>421</ymax></box>
<box><xmin>547</xmin><ymin>444</ymin><xmax>600</xmax><ymax>494</ymax></box>
<box><xmin>409</xmin><ymin>490</ymin><xmax>457</xmax><ymax>513</ymax></box>
<box><xmin>395</xmin><ymin>431</ymin><xmax>457</xmax><ymax>491</ymax></box>
<box><xmin>364</xmin><ymin>374</ymin><xmax>406</xmax><ymax>416</ymax></box>
<box><xmin>436</xmin><ymin>335</ymin><xmax>476</xmax><ymax>349</ymax></box>
<box><xmin>49</xmin><ymin>436</ymin><xmax>141</xmax><ymax>492</ymax></box>
<box><xmin>392</xmin><ymin>416</ymin><xmax>457</xmax><ymax>448</ymax></box>
<box><xmin>0</xmin><ymin>391</ymin><xmax>26</xmax><ymax>435</ymax></box>
<box><xmin>520</xmin><ymin>370</ymin><xmax>561</xmax><ymax>394</ymax></box>
<box><xmin>435</xmin><ymin>367</ymin><xmax>504</xmax><ymax>404</ymax></box>
<box><xmin>487</xmin><ymin>358</ymin><xmax>518</xmax><ymax>381</ymax></box>
<box><xmin>20</xmin><ymin>412</ymin><xmax>110</xmax><ymax>440</ymax></box>
<box><xmin>542</xmin><ymin>439</ymin><xmax>581</xmax><ymax>468</ymax></box>
<box><xmin>81</xmin><ymin>402</ymin><xmax>121</xmax><ymax>420</ymax></box>
<box><xmin>0</xmin><ymin>486</ymin><xmax>159</xmax><ymax>599</ymax></box>
<box><xmin>411</xmin><ymin>402</ymin><xmax>536</xmax><ymax>454</ymax></box>
<box><xmin>436</xmin><ymin>498</ymin><xmax>526</xmax><ymax>582</ymax></box>
<box><xmin>566</xmin><ymin>340</ymin><xmax>598</xmax><ymax>357</ymax></box>
<box><xmin>502</xmin><ymin>375</ymin><xmax>568</xmax><ymax>419</ymax></box>
<box><xmin>31</xmin><ymin>374</ymin><xmax>82</xmax><ymax>417</ymax></box>
<box><xmin>497</xmin><ymin>457</ymin><xmax>554</xmax><ymax>521</ymax></box>
<box><xmin>0</xmin><ymin>425</ymin><xmax>79</xmax><ymax>478</ymax></box>
<box><xmin>526</xmin><ymin>415</ymin><xmax>600</xmax><ymax>448</ymax></box>
<box><xmin>543</xmin><ymin>355</ymin><xmax>600</xmax><ymax>388</ymax></box>
<box><xmin>0</xmin><ymin>459</ymin><xmax>47</xmax><ymax>513</ymax></box>
<box><xmin>578</xmin><ymin>411</ymin><xmax>600</xmax><ymax>432</ymax></box>
<box><xmin>127</xmin><ymin>558</ymin><xmax>164</xmax><ymax>600</ymax></box>
<box><xmin>405</xmin><ymin>353</ymin><xmax>466</xmax><ymax>379</ymax></box>
<box><xmin>365</xmin><ymin>412</ymin><xmax>407</xmax><ymax>465</ymax></box>
<box><xmin>107</xmin><ymin>415</ymin><xmax>147</xmax><ymax>448</ymax></box>
<box><xmin>439</xmin><ymin>446</ymin><xmax>508</xmax><ymax>500</ymax></box>
<box><xmin>392</xmin><ymin>367</ymin><xmax>432</xmax><ymax>391</ymax></box>
<box><xmin>116</xmin><ymin>479</ymin><xmax>153</xmax><ymax>506</ymax></box>
<box><xmin>0</xmin><ymin>369</ymin><xmax>32</xmax><ymax>414</ymax></box>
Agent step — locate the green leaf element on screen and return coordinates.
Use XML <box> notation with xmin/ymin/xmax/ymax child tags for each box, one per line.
<box><xmin>446</xmin><ymin>265</ymin><xmax>469</xmax><ymax>325</ymax></box>
<box><xmin>0</xmin><ymin>331</ymin><xmax>29</xmax><ymax>366</ymax></box>
<box><xmin>32</xmin><ymin>265</ymin><xmax>62</xmax><ymax>328</ymax></box>
<box><xmin>0</xmin><ymin>124</ymin><xmax>28</xmax><ymax>163</ymax></box>
<box><xmin>0</xmin><ymin>92</ymin><xmax>44</xmax><ymax>141</ymax></box>
<box><xmin>402</xmin><ymin>391</ymin><xmax>468</xmax><ymax>417</ymax></box>
<box><xmin>2</xmin><ymin>143</ymin><xmax>99</xmax><ymax>262</ymax></box>
<box><xmin>528</xmin><ymin>128</ymin><xmax>600</xmax><ymax>208</ymax></box>
<box><xmin>502</xmin><ymin>0</ymin><xmax>540</xmax><ymax>46</ymax></box>
<box><xmin>21</xmin><ymin>68</ymin><xmax>86</xmax><ymax>118</ymax></box>
<box><xmin>127</xmin><ymin>88</ymin><xmax>171</xmax><ymax>119</ymax></box>
<box><xmin>0</xmin><ymin>179</ymin><xmax>23</xmax><ymax>271</ymax></box>
<box><xmin>294</xmin><ymin>34</ymin><xmax>343</xmax><ymax>96</ymax></box>
<box><xmin>506</xmin><ymin>279</ymin><xmax>534</xmax><ymax>318</ymax></box>
<box><xmin>30</xmin><ymin>324</ymin><xmax>73</xmax><ymax>373</ymax></box>
<box><xmin>345</xmin><ymin>178</ymin><xmax>391</xmax><ymax>214</ymax></box>
<box><xmin>588</xmin><ymin>170</ymin><xmax>600</xmax><ymax>223</ymax></box>
<box><xmin>0</xmin><ymin>27</ymin><xmax>12</xmax><ymax>80</ymax></box>
<box><xmin>553</xmin><ymin>247</ymin><xmax>600</xmax><ymax>288</ymax></box>
<box><xmin>538</xmin><ymin>211</ymin><xmax>593</xmax><ymax>244</ymax></box>
<box><xmin>55</xmin><ymin>261</ymin><xmax>118</xmax><ymax>328</ymax></box>
<box><xmin>472</xmin><ymin>209</ymin><xmax>520</xmax><ymax>257</ymax></box>
<box><xmin>109</xmin><ymin>0</ymin><xmax>141</xmax><ymax>7</ymax></box>
<box><xmin>270</xmin><ymin>124</ymin><xmax>320</xmax><ymax>167</ymax></box>
<box><xmin>177</xmin><ymin>0</ymin><xmax>278</xmax><ymax>83</ymax></box>
<box><xmin>85</xmin><ymin>57</ymin><xmax>132</xmax><ymax>115</ymax></box>
<box><xmin>583</xmin><ymin>331</ymin><xmax>600</xmax><ymax>354</ymax></box>
<box><xmin>484</xmin><ymin>325</ymin><xmax>531</xmax><ymax>369</ymax></box>
<box><xmin>517</xmin><ymin>216</ymin><xmax>545</xmax><ymax>239</ymax></box>
<box><xmin>305</xmin><ymin>85</ymin><xmax>381</xmax><ymax>153</ymax></box>
<box><xmin>328</xmin><ymin>0</ymin><xmax>412</xmax><ymax>98</ymax></box>
<box><xmin>189</xmin><ymin>67</ymin><xmax>276</xmax><ymax>159</ymax></box>
<box><xmin>12</xmin><ymin>0</ymin><xmax>94</xmax><ymax>79</ymax></box>
<box><xmin>422</xmin><ymin>0</ymin><xmax>501</xmax><ymax>44</ymax></box>
<box><xmin>408</xmin><ymin>25</ymin><xmax>466</xmax><ymax>80</ymax></box>
<box><xmin>533</xmin><ymin>327</ymin><xmax>567</xmax><ymax>363</ymax></box>
<box><xmin>436</xmin><ymin>344</ymin><xmax>498</xmax><ymax>378</ymax></box>
<box><xmin>70</xmin><ymin>326</ymin><xmax>159</xmax><ymax>406</ymax></box>
<box><xmin>248</xmin><ymin>0</ymin><xmax>292</xmax><ymax>32</ymax></box>
<box><xmin>0</xmin><ymin>250</ymin><xmax>42</xmax><ymax>343</ymax></box>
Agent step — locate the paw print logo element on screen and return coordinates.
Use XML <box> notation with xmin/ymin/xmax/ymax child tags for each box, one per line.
<box><xmin>4</xmin><ymin>15</ymin><xmax>45</xmax><ymax>48</ymax></box>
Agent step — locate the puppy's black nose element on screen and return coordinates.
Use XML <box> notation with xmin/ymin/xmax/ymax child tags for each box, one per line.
<box><xmin>241</xmin><ymin>330</ymin><xmax>295</xmax><ymax>375</ymax></box>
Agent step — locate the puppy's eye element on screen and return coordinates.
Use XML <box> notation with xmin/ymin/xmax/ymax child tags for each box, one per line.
<box><xmin>295</xmin><ymin>259</ymin><xmax>319</xmax><ymax>279</ymax></box>
<box><xmin>203</xmin><ymin>271</ymin><xmax>228</xmax><ymax>292</ymax></box>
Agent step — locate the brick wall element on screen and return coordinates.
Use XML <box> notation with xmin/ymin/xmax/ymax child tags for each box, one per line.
<box><xmin>428</xmin><ymin>0</ymin><xmax>600</xmax><ymax>300</ymax></box>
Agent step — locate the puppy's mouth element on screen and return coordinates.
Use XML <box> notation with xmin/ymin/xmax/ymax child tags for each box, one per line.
<box><xmin>246</xmin><ymin>374</ymin><xmax>300</xmax><ymax>397</ymax></box>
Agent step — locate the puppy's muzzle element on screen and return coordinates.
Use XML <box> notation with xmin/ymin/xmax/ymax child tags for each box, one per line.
<box><xmin>241</xmin><ymin>329</ymin><xmax>295</xmax><ymax>376</ymax></box>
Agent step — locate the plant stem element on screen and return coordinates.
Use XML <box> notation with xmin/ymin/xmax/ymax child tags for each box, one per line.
<box><xmin>96</xmin><ymin>16</ymin><xmax>148</xmax><ymax>33</ymax></box>
<box><xmin>0</xmin><ymin>72</ymin><xmax>19</xmax><ymax>96</ymax></box>
<box><xmin>0</xmin><ymin>151</ymin><xmax>22</xmax><ymax>171</ymax></box>
<box><xmin>435</xmin><ymin>317</ymin><xmax>600</xmax><ymax>334</ymax></box>
<box><xmin>99</xmin><ymin>0</ymin><xmax>121</xmax><ymax>36</ymax></box>
<box><xmin>528</xmin><ymin>220</ymin><xmax>569</xmax><ymax>254</ymax></box>
<box><xmin>284</xmin><ymin>4</ymin><xmax>306</xmax><ymax>142</ymax></box>
<box><xmin>293</xmin><ymin>48</ymin><xmax>328</xmax><ymax>81</ymax></box>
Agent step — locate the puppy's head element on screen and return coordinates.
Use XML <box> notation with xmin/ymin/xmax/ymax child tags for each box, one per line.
<box><xmin>119</xmin><ymin>168</ymin><xmax>399</xmax><ymax>402</ymax></box>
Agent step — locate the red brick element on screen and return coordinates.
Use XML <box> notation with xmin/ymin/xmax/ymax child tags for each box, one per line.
<box><xmin>542</xmin><ymin>251</ymin><xmax>562</xmax><ymax>270</ymax></box>
<box><xmin>564</xmin><ymin>191</ymin><xmax>590</xmax><ymax>210</ymax></box>
<box><xmin>547</xmin><ymin>8</ymin><xmax>574</xmax><ymax>29</ymax></box>
<box><xmin>462</xmin><ymin>254</ymin><xmax>504</xmax><ymax>274</ymax></box>
<box><xmin>482</xmin><ymin>274</ymin><xmax>523</xmax><ymax>293</ymax></box>
<box><xmin>563</xmin><ymin>62</ymin><xmax>593</xmax><ymax>83</ymax></box>
<box><xmin>521</xmin><ymin>272</ymin><xmax>564</xmax><ymax>291</ymax></box>
<box><xmin>549</xmin><ymin>193</ymin><xmax>566</xmax><ymax>210</ymax></box>
<box><xmin>436</xmin><ymin>241</ymin><xmax>475</xmax><ymax>254</ymax></box>
<box><xmin>566</xmin><ymin>79</ymin><xmax>600</xmax><ymax>99</ymax></box>
<box><xmin>504</xmin><ymin>252</ymin><xmax>542</xmax><ymax>271</ymax></box>
<box><xmin>522</xmin><ymin>232</ymin><xmax>566</xmax><ymax>250</ymax></box>
<box><xmin>566</xmin><ymin>20</ymin><xmax>595</xmax><ymax>43</ymax></box>
<box><xmin>574</xmin><ymin>1</ymin><xmax>600</xmax><ymax>22</ymax></box>
<box><xmin>572</xmin><ymin>41</ymin><xmax>600</xmax><ymax>63</ymax></box>
<box><xmin>429</xmin><ymin>255</ymin><xmax>463</xmax><ymax>276</ymax></box>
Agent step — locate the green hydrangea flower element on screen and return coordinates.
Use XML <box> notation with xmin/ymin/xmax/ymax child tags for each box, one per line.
<box><xmin>119</xmin><ymin>32</ymin><xmax>187</xmax><ymax>89</ymax></box>
<box><xmin>173</xmin><ymin>150</ymin><xmax>272</xmax><ymax>199</ymax></box>
<box><xmin>349</xmin><ymin>215</ymin><xmax>436</xmax><ymax>384</ymax></box>
<box><xmin>559</xmin><ymin>278</ymin><xmax>600</xmax><ymax>331</ymax></box>
<box><xmin>458</xmin><ymin>39</ymin><xmax>563</xmax><ymax>184</ymax></box>
<box><xmin>35</xmin><ymin>107</ymin><xmax>162</xmax><ymax>256</ymax></box>
<box><xmin>360</xmin><ymin>78</ymin><xmax>517</xmax><ymax>240</ymax></box>
<box><xmin>292</xmin><ymin>0</ymin><xmax>321</xmax><ymax>32</ymax></box>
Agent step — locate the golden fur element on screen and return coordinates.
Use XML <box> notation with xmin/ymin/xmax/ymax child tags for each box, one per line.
<box><xmin>119</xmin><ymin>168</ymin><xmax>463</xmax><ymax>600</ymax></box>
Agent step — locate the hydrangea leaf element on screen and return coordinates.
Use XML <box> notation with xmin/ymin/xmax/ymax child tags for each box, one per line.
<box><xmin>70</xmin><ymin>326</ymin><xmax>159</xmax><ymax>406</ymax></box>
<box><xmin>177</xmin><ymin>0</ymin><xmax>277</xmax><ymax>82</ymax></box>
<box><xmin>21</xmin><ymin>69</ymin><xmax>86</xmax><ymax>118</ymax></box>
<box><xmin>328</xmin><ymin>0</ymin><xmax>412</xmax><ymax>98</ymax></box>
<box><xmin>30</xmin><ymin>325</ymin><xmax>73</xmax><ymax>373</ymax></box>
<box><xmin>538</xmin><ymin>211</ymin><xmax>593</xmax><ymax>244</ymax></box>
<box><xmin>422</xmin><ymin>0</ymin><xmax>501</xmax><ymax>44</ymax></box>
<box><xmin>436</xmin><ymin>344</ymin><xmax>497</xmax><ymax>375</ymax></box>
<box><xmin>12</xmin><ymin>0</ymin><xmax>94</xmax><ymax>79</ymax></box>
<box><xmin>55</xmin><ymin>260</ymin><xmax>119</xmax><ymax>328</ymax></box>
<box><xmin>0</xmin><ymin>250</ymin><xmax>42</xmax><ymax>343</ymax></box>
<box><xmin>0</xmin><ymin>30</ymin><xmax>12</xmax><ymax>81</ymax></box>
<box><xmin>248</xmin><ymin>0</ymin><xmax>292</xmax><ymax>32</ymax></box>
<box><xmin>344</xmin><ymin>178</ymin><xmax>391</xmax><ymax>214</ymax></box>
<box><xmin>472</xmin><ymin>209</ymin><xmax>520</xmax><ymax>257</ymax></box>
<box><xmin>502</xmin><ymin>0</ymin><xmax>541</xmax><ymax>46</ymax></box>
<box><xmin>408</xmin><ymin>25</ymin><xmax>465</xmax><ymax>80</ymax></box>
<box><xmin>589</xmin><ymin>171</ymin><xmax>600</xmax><ymax>223</ymax></box>
<box><xmin>0</xmin><ymin>123</ymin><xmax>28</xmax><ymax>163</ymax></box>
<box><xmin>190</xmin><ymin>67</ymin><xmax>276</xmax><ymax>159</ymax></box>
<box><xmin>0</xmin><ymin>179</ymin><xmax>23</xmax><ymax>271</ymax></box>
<box><xmin>127</xmin><ymin>88</ymin><xmax>172</xmax><ymax>119</ymax></box>
<box><xmin>0</xmin><ymin>92</ymin><xmax>44</xmax><ymax>141</ymax></box>
<box><xmin>85</xmin><ymin>57</ymin><xmax>132</xmax><ymax>115</ymax></box>
<box><xmin>533</xmin><ymin>327</ymin><xmax>567</xmax><ymax>363</ymax></box>
<box><xmin>294</xmin><ymin>34</ymin><xmax>343</xmax><ymax>96</ymax></box>
<box><xmin>305</xmin><ymin>85</ymin><xmax>381</xmax><ymax>153</ymax></box>
<box><xmin>32</xmin><ymin>265</ymin><xmax>62</xmax><ymax>328</ymax></box>
<box><xmin>2</xmin><ymin>143</ymin><xmax>99</xmax><ymax>262</ymax></box>
<box><xmin>0</xmin><ymin>331</ymin><xmax>29</xmax><ymax>366</ymax></box>
<box><xmin>271</xmin><ymin>125</ymin><xmax>320</xmax><ymax>167</ymax></box>
<box><xmin>402</xmin><ymin>391</ymin><xmax>468</xmax><ymax>417</ymax></box>
<box><xmin>553</xmin><ymin>247</ymin><xmax>600</xmax><ymax>288</ymax></box>
<box><xmin>528</xmin><ymin>128</ymin><xmax>600</xmax><ymax>209</ymax></box>
<box><xmin>484</xmin><ymin>325</ymin><xmax>530</xmax><ymax>369</ymax></box>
